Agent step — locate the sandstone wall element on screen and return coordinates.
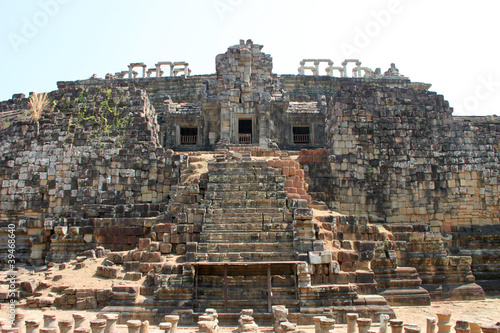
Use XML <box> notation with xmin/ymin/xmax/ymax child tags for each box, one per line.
<box><xmin>323</xmin><ymin>84</ymin><xmax>500</xmax><ymax>229</ymax></box>
<box><xmin>0</xmin><ymin>87</ymin><xmax>181</xmax><ymax>263</ymax></box>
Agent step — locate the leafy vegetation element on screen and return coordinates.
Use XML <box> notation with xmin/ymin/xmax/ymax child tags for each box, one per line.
<box><xmin>58</xmin><ymin>88</ymin><xmax>134</xmax><ymax>147</ymax></box>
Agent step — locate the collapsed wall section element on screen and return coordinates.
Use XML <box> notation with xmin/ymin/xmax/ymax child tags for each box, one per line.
<box><xmin>0</xmin><ymin>87</ymin><xmax>180</xmax><ymax>263</ymax></box>
<box><xmin>323</xmin><ymin>84</ymin><xmax>500</xmax><ymax>229</ymax></box>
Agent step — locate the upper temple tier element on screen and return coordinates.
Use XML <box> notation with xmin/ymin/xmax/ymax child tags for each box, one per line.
<box><xmin>52</xmin><ymin>39</ymin><xmax>432</xmax><ymax>151</ymax></box>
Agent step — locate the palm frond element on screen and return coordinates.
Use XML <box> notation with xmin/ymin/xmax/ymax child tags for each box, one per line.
<box><xmin>28</xmin><ymin>92</ymin><xmax>50</xmax><ymax>123</ymax></box>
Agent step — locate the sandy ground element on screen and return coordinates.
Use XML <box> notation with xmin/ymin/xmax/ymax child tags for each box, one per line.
<box><xmin>1</xmin><ymin>297</ymin><xmax>499</xmax><ymax>332</ymax></box>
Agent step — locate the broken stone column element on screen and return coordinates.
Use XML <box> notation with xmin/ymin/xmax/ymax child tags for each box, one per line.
<box><xmin>347</xmin><ymin>313</ymin><xmax>359</xmax><ymax>333</ymax></box>
<box><xmin>103</xmin><ymin>314</ymin><xmax>118</xmax><ymax>333</ymax></box>
<box><xmin>126</xmin><ymin>321</ymin><xmax>141</xmax><ymax>333</ymax></box>
<box><xmin>13</xmin><ymin>313</ymin><xmax>25</xmax><ymax>333</ymax></box>
<box><xmin>454</xmin><ymin>321</ymin><xmax>470</xmax><ymax>333</ymax></box>
<box><xmin>90</xmin><ymin>320</ymin><xmax>106</xmax><ymax>333</ymax></box>
<box><xmin>436</xmin><ymin>313</ymin><xmax>452</xmax><ymax>333</ymax></box>
<box><xmin>74</xmin><ymin>329</ymin><xmax>90</xmax><ymax>333</ymax></box>
<box><xmin>238</xmin><ymin>310</ymin><xmax>258</xmax><ymax>333</ymax></box>
<box><xmin>25</xmin><ymin>320</ymin><xmax>41</xmax><ymax>333</ymax></box>
<box><xmin>480</xmin><ymin>327</ymin><xmax>500</xmax><ymax>333</ymax></box>
<box><xmin>158</xmin><ymin>323</ymin><xmax>172</xmax><ymax>333</ymax></box>
<box><xmin>140</xmin><ymin>321</ymin><xmax>149</xmax><ymax>333</ymax></box>
<box><xmin>43</xmin><ymin>314</ymin><xmax>57</xmax><ymax>329</ymax></box>
<box><xmin>404</xmin><ymin>326</ymin><xmax>421</xmax><ymax>333</ymax></box>
<box><xmin>426</xmin><ymin>318</ymin><xmax>437</xmax><ymax>333</ymax></box>
<box><xmin>389</xmin><ymin>320</ymin><xmax>404</xmax><ymax>333</ymax></box>
<box><xmin>320</xmin><ymin>318</ymin><xmax>336</xmax><ymax>333</ymax></box>
<box><xmin>380</xmin><ymin>315</ymin><xmax>390</xmax><ymax>333</ymax></box>
<box><xmin>198</xmin><ymin>309</ymin><xmax>219</xmax><ymax>333</ymax></box>
<box><xmin>468</xmin><ymin>323</ymin><xmax>480</xmax><ymax>333</ymax></box>
<box><xmin>358</xmin><ymin>318</ymin><xmax>372</xmax><ymax>333</ymax></box>
<box><xmin>163</xmin><ymin>316</ymin><xmax>179</xmax><ymax>333</ymax></box>
<box><xmin>313</xmin><ymin>316</ymin><xmax>327</xmax><ymax>333</ymax></box>
<box><xmin>197</xmin><ymin>320</ymin><xmax>218</xmax><ymax>333</ymax></box>
<box><xmin>39</xmin><ymin>329</ymin><xmax>56</xmax><ymax>333</ymax></box>
<box><xmin>73</xmin><ymin>314</ymin><xmax>86</xmax><ymax>329</ymax></box>
<box><xmin>272</xmin><ymin>306</ymin><xmax>289</xmax><ymax>332</ymax></box>
<box><xmin>58</xmin><ymin>320</ymin><xmax>73</xmax><ymax>333</ymax></box>
<box><xmin>277</xmin><ymin>322</ymin><xmax>296</xmax><ymax>333</ymax></box>
<box><xmin>3</xmin><ymin>327</ymin><xmax>17</xmax><ymax>333</ymax></box>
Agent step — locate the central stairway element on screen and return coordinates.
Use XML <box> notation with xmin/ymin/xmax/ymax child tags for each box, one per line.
<box><xmin>193</xmin><ymin>158</ymin><xmax>300</xmax><ymax>316</ymax></box>
<box><xmin>196</xmin><ymin>159</ymin><xmax>296</xmax><ymax>262</ymax></box>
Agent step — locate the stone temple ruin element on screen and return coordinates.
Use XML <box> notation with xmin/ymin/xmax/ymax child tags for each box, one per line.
<box><xmin>0</xmin><ymin>39</ymin><xmax>499</xmax><ymax>327</ymax></box>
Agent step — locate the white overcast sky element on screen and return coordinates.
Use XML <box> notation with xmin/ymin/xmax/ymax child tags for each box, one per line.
<box><xmin>1</xmin><ymin>0</ymin><xmax>499</xmax><ymax>116</ymax></box>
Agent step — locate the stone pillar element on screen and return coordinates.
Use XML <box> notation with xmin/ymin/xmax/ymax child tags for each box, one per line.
<box><xmin>357</xmin><ymin>318</ymin><xmax>372</xmax><ymax>333</ymax></box>
<box><xmin>163</xmin><ymin>316</ymin><xmax>179</xmax><ymax>333</ymax></box>
<box><xmin>436</xmin><ymin>313</ymin><xmax>452</xmax><ymax>333</ymax></box>
<box><xmin>480</xmin><ymin>327</ymin><xmax>500</xmax><ymax>333</ymax></box>
<box><xmin>25</xmin><ymin>320</ymin><xmax>41</xmax><ymax>333</ymax></box>
<box><xmin>454</xmin><ymin>321</ymin><xmax>470</xmax><ymax>333</ymax></box>
<box><xmin>405</xmin><ymin>327</ymin><xmax>421</xmax><ymax>333</ymax></box>
<box><xmin>72</xmin><ymin>315</ymin><xmax>85</xmax><ymax>329</ymax></box>
<box><xmin>380</xmin><ymin>315</ymin><xmax>390</xmax><ymax>333</ymax></box>
<box><xmin>426</xmin><ymin>318</ymin><xmax>437</xmax><ymax>333</ymax></box>
<box><xmin>89</xmin><ymin>320</ymin><xmax>106</xmax><ymax>333</ymax></box>
<box><xmin>102</xmin><ymin>314</ymin><xmax>118</xmax><ymax>333</ymax></box>
<box><xmin>58</xmin><ymin>320</ymin><xmax>73</xmax><ymax>333</ymax></box>
<box><xmin>39</xmin><ymin>329</ymin><xmax>56</xmax><ymax>333</ymax></box>
<box><xmin>126</xmin><ymin>321</ymin><xmax>141</xmax><ymax>333</ymax></box>
<box><xmin>320</xmin><ymin>318</ymin><xmax>336</xmax><ymax>333</ymax></box>
<box><xmin>272</xmin><ymin>306</ymin><xmax>288</xmax><ymax>332</ymax></box>
<box><xmin>139</xmin><ymin>321</ymin><xmax>149</xmax><ymax>333</ymax></box>
<box><xmin>74</xmin><ymin>329</ymin><xmax>90</xmax><ymax>333</ymax></box>
<box><xmin>313</xmin><ymin>316</ymin><xmax>327</xmax><ymax>333</ymax></box>
<box><xmin>468</xmin><ymin>323</ymin><xmax>480</xmax><ymax>333</ymax></box>
<box><xmin>347</xmin><ymin>314</ymin><xmax>359</xmax><ymax>333</ymax></box>
<box><xmin>3</xmin><ymin>328</ymin><xmax>21</xmax><ymax>333</ymax></box>
<box><xmin>43</xmin><ymin>314</ymin><xmax>58</xmax><ymax>329</ymax></box>
<box><xmin>13</xmin><ymin>313</ymin><xmax>25</xmax><ymax>333</ymax></box>
<box><xmin>158</xmin><ymin>323</ymin><xmax>172</xmax><ymax>333</ymax></box>
<box><xmin>389</xmin><ymin>320</ymin><xmax>404</xmax><ymax>333</ymax></box>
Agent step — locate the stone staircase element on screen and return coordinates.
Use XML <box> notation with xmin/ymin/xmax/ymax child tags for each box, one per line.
<box><xmin>195</xmin><ymin>159</ymin><xmax>296</xmax><ymax>262</ymax></box>
<box><xmin>193</xmin><ymin>263</ymin><xmax>300</xmax><ymax>317</ymax></box>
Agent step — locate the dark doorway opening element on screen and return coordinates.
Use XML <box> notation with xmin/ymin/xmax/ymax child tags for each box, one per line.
<box><xmin>293</xmin><ymin>126</ymin><xmax>310</xmax><ymax>144</ymax></box>
<box><xmin>239</xmin><ymin>119</ymin><xmax>252</xmax><ymax>144</ymax></box>
<box><xmin>180</xmin><ymin>127</ymin><xmax>198</xmax><ymax>145</ymax></box>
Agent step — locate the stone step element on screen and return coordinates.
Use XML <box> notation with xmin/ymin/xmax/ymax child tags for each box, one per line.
<box><xmin>204</xmin><ymin>215</ymin><xmax>287</xmax><ymax>224</ymax></box>
<box><xmin>195</xmin><ymin>251</ymin><xmax>297</xmax><ymax>262</ymax></box>
<box><xmin>207</xmin><ymin>174</ymin><xmax>286</xmax><ymax>184</ymax></box>
<box><xmin>205</xmin><ymin>191</ymin><xmax>286</xmax><ymax>201</ymax></box>
<box><xmin>194</xmin><ymin>287</ymin><xmax>299</xmax><ymax>299</ymax></box>
<box><xmin>198</xmin><ymin>242</ymin><xmax>294</xmax><ymax>253</ymax></box>
<box><xmin>207</xmin><ymin>183</ymin><xmax>283</xmax><ymax>192</ymax></box>
<box><xmin>193</xmin><ymin>299</ymin><xmax>300</xmax><ymax>314</ymax></box>
<box><xmin>210</xmin><ymin>207</ymin><xmax>289</xmax><ymax>215</ymax></box>
<box><xmin>197</xmin><ymin>275</ymin><xmax>296</xmax><ymax>288</ymax></box>
<box><xmin>212</xmin><ymin>198</ymin><xmax>286</xmax><ymax>208</ymax></box>
<box><xmin>202</xmin><ymin>222</ymin><xmax>291</xmax><ymax>232</ymax></box>
<box><xmin>199</xmin><ymin>231</ymin><xmax>293</xmax><ymax>243</ymax></box>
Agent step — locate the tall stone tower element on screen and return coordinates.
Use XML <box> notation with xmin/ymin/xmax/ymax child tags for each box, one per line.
<box><xmin>214</xmin><ymin>39</ymin><xmax>276</xmax><ymax>147</ymax></box>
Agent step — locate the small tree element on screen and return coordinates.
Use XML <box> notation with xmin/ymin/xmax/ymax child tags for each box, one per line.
<box><xmin>28</xmin><ymin>92</ymin><xmax>50</xmax><ymax>136</ymax></box>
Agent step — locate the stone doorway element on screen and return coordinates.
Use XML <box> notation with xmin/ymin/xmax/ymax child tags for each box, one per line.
<box><xmin>239</xmin><ymin>119</ymin><xmax>252</xmax><ymax>144</ymax></box>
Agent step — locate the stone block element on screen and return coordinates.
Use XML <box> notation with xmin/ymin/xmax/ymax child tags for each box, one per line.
<box><xmin>294</xmin><ymin>208</ymin><xmax>313</xmax><ymax>220</ymax></box>
<box><xmin>160</xmin><ymin>243</ymin><xmax>172</xmax><ymax>254</ymax></box>
<box><xmin>338</xmin><ymin>251</ymin><xmax>359</xmax><ymax>262</ymax></box>
<box><xmin>124</xmin><ymin>272</ymin><xmax>143</xmax><ymax>281</ymax></box>
<box><xmin>138</xmin><ymin>238</ymin><xmax>151</xmax><ymax>251</ymax></box>
<box><xmin>142</xmin><ymin>251</ymin><xmax>162</xmax><ymax>263</ymax></box>
<box><xmin>96</xmin><ymin>265</ymin><xmax>118</xmax><ymax>279</ymax></box>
